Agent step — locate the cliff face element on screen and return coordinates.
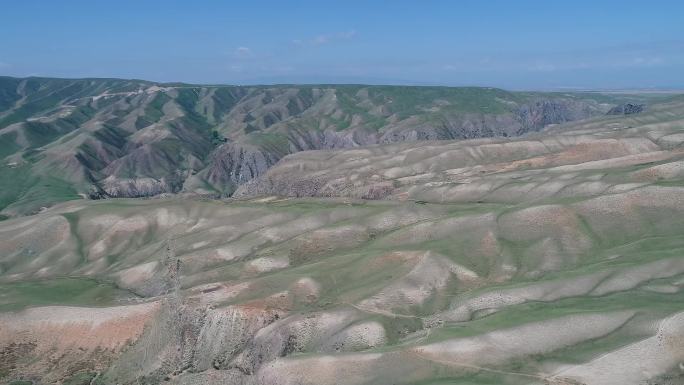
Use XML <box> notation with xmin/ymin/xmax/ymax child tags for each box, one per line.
<box><xmin>0</xmin><ymin>76</ymin><xmax>622</xmax><ymax>214</ymax></box>
<box><xmin>607</xmin><ymin>103</ymin><xmax>645</xmax><ymax>115</ymax></box>
<box><xmin>517</xmin><ymin>98</ymin><xmax>600</xmax><ymax>130</ymax></box>
<box><xmin>202</xmin><ymin>142</ymin><xmax>281</xmax><ymax>194</ymax></box>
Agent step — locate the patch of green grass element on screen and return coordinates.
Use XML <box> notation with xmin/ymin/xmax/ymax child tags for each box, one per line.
<box><xmin>174</xmin><ymin>87</ymin><xmax>201</xmax><ymax>111</ymax></box>
<box><xmin>427</xmin><ymin>289</ymin><xmax>684</xmax><ymax>344</ymax></box>
<box><xmin>0</xmin><ymin>96</ymin><xmax>61</xmax><ymax>128</ymax></box>
<box><xmin>211</xmin><ymin>87</ymin><xmax>243</xmax><ymax>122</ymax></box>
<box><xmin>0</xmin><ymin>163</ymin><xmax>81</xmax><ymax>215</ymax></box>
<box><xmin>286</xmin><ymin>88</ymin><xmax>315</xmax><ymax>116</ymax></box>
<box><xmin>369</xmin><ymin>86</ymin><xmax>519</xmax><ymax>117</ymax></box>
<box><xmin>211</xmin><ymin>130</ymin><xmax>228</xmax><ymax>146</ymax></box>
<box><xmin>402</xmin><ymin>373</ymin><xmax>515</xmax><ymax>385</ymax></box>
<box><xmin>246</xmin><ymin>132</ymin><xmax>291</xmax><ymax>157</ymax></box>
<box><xmin>0</xmin><ymin>131</ymin><xmax>21</xmax><ymax>159</ymax></box>
<box><xmin>62</xmin><ymin>371</ymin><xmax>97</xmax><ymax>385</ymax></box>
<box><xmin>18</xmin><ymin>105</ymin><xmax>95</xmax><ymax>150</ymax></box>
<box><xmin>0</xmin><ymin>80</ymin><xmax>98</xmax><ymax>127</ymax></box>
<box><xmin>0</xmin><ymin>278</ymin><xmax>134</xmax><ymax>311</ymax></box>
<box><xmin>0</xmin><ymin>76</ymin><xmax>23</xmax><ymax>112</ymax></box>
<box><xmin>92</xmin><ymin>124</ymin><xmax>130</xmax><ymax>149</ymax></box>
<box><xmin>565</xmin><ymin>91</ymin><xmax>673</xmax><ymax>106</ymax></box>
<box><xmin>135</xmin><ymin>92</ymin><xmax>171</xmax><ymax>129</ymax></box>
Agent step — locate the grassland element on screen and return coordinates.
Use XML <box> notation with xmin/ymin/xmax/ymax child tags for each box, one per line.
<box><xmin>0</xmin><ymin>76</ymin><xmax>647</xmax><ymax>217</ymax></box>
<box><xmin>0</xmin><ymin>277</ymin><xmax>135</xmax><ymax>311</ymax></box>
<box><xmin>0</xmin><ymin>78</ymin><xmax>683</xmax><ymax>384</ymax></box>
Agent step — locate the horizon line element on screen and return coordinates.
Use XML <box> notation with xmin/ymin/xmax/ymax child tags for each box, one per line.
<box><xmin>2</xmin><ymin>74</ymin><xmax>684</xmax><ymax>94</ymax></box>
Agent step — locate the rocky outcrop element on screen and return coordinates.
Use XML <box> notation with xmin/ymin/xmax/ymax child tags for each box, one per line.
<box><xmin>203</xmin><ymin>142</ymin><xmax>281</xmax><ymax>194</ymax></box>
<box><xmin>517</xmin><ymin>99</ymin><xmax>598</xmax><ymax>130</ymax></box>
<box><xmin>607</xmin><ymin>103</ymin><xmax>645</xmax><ymax>115</ymax></box>
<box><xmin>93</xmin><ymin>173</ymin><xmax>185</xmax><ymax>198</ymax></box>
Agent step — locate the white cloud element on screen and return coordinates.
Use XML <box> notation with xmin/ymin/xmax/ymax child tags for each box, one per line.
<box><xmin>312</xmin><ymin>35</ymin><xmax>329</xmax><ymax>45</ymax></box>
<box><xmin>234</xmin><ymin>46</ymin><xmax>253</xmax><ymax>59</ymax></box>
<box><xmin>338</xmin><ymin>30</ymin><xmax>357</xmax><ymax>39</ymax></box>
<box><xmin>295</xmin><ymin>30</ymin><xmax>357</xmax><ymax>47</ymax></box>
<box><xmin>529</xmin><ymin>62</ymin><xmax>556</xmax><ymax>72</ymax></box>
<box><xmin>524</xmin><ymin>55</ymin><xmax>667</xmax><ymax>72</ymax></box>
<box><xmin>629</xmin><ymin>56</ymin><xmax>664</xmax><ymax>67</ymax></box>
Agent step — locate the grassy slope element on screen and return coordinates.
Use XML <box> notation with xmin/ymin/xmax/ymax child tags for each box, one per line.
<box><xmin>0</xmin><ymin>76</ymin><xmax>665</xmax><ymax>217</ymax></box>
<box><xmin>0</xmin><ymin>277</ymin><xmax>135</xmax><ymax>311</ymax></box>
<box><xmin>1</xmin><ymin>187</ymin><xmax>682</xmax><ymax>383</ymax></box>
<box><xmin>1</xmin><ymin>78</ymin><xmax>683</xmax><ymax>383</ymax></box>
<box><xmin>0</xmin><ymin>163</ymin><xmax>80</xmax><ymax>216</ymax></box>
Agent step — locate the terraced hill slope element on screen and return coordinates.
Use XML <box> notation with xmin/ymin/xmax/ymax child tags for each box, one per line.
<box><xmin>0</xmin><ymin>76</ymin><xmax>650</xmax><ymax>216</ymax></box>
<box><xmin>1</xmin><ymin>99</ymin><xmax>684</xmax><ymax>385</ymax></box>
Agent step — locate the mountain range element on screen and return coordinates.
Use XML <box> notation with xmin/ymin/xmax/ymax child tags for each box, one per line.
<box><xmin>0</xmin><ymin>76</ymin><xmax>660</xmax><ymax>217</ymax></box>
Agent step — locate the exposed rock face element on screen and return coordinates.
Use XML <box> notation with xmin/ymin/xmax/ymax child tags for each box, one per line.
<box><xmin>607</xmin><ymin>103</ymin><xmax>645</xmax><ymax>115</ymax></box>
<box><xmin>202</xmin><ymin>143</ymin><xmax>281</xmax><ymax>194</ymax></box>
<box><xmin>518</xmin><ymin>99</ymin><xmax>598</xmax><ymax>130</ymax></box>
<box><xmin>98</xmin><ymin>174</ymin><xmax>185</xmax><ymax>198</ymax></box>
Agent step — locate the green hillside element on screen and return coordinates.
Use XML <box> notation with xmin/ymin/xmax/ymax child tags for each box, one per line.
<box><xmin>0</xmin><ymin>76</ymin><xmax>654</xmax><ymax>216</ymax></box>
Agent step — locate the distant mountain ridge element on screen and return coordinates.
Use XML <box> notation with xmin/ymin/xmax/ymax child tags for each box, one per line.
<box><xmin>0</xmin><ymin>75</ymin><xmax>650</xmax><ymax>216</ymax></box>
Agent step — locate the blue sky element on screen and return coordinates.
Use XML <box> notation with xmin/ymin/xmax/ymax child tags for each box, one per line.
<box><xmin>1</xmin><ymin>0</ymin><xmax>683</xmax><ymax>89</ymax></box>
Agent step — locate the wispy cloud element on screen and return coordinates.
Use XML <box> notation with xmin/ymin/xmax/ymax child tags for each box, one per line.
<box><xmin>528</xmin><ymin>62</ymin><xmax>557</xmax><ymax>72</ymax></box>
<box><xmin>227</xmin><ymin>45</ymin><xmax>298</xmax><ymax>77</ymax></box>
<box><xmin>523</xmin><ymin>41</ymin><xmax>677</xmax><ymax>72</ymax></box>
<box><xmin>233</xmin><ymin>46</ymin><xmax>253</xmax><ymax>59</ymax></box>
<box><xmin>229</xmin><ymin>64</ymin><xmax>244</xmax><ymax>72</ymax></box>
<box><xmin>437</xmin><ymin>40</ymin><xmax>680</xmax><ymax>75</ymax></box>
<box><xmin>526</xmin><ymin>56</ymin><xmax>667</xmax><ymax>72</ymax></box>
<box><xmin>337</xmin><ymin>30</ymin><xmax>357</xmax><ymax>39</ymax></box>
<box><xmin>228</xmin><ymin>63</ymin><xmax>294</xmax><ymax>75</ymax></box>
<box><xmin>293</xmin><ymin>30</ymin><xmax>357</xmax><ymax>47</ymax></box>
<box><xmin>625</xmin><ymin>56</ymin><xmax>664</xmax><ymax>67</ymax></box>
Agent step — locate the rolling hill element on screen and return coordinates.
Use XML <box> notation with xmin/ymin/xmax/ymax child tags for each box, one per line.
<box><xmin>0</xmin><ymin>76</ymin><xmax>652</xmax><ymax>217</ymax></box>
<box><xmin>1</xmin><ymin>96</ymin><xmax>684</xmax><ymax>385</ymax></box>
